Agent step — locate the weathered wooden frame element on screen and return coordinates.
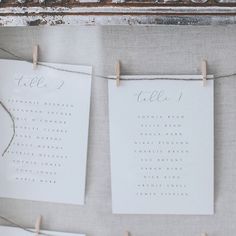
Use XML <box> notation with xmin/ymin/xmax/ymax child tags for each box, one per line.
<box><xmin>0</xmin><ymin>1</ymin><xmax>236</xmax><ymax>26</ymax></box>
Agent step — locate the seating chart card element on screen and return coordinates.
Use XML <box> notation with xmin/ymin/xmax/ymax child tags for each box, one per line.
<box><xmin>108</xmin><ymin>76</ymin><xmax>214</xmax><ymax>214</ymax></box>
<box><xmin>0</xmin><ymin>225</ymin><xmax>85</xmax><ymax>236</ymax></box>
<box><xmin>0</xmin><ymin>59</ymin><xmax>92</xmax><ymax>205</ymax></box>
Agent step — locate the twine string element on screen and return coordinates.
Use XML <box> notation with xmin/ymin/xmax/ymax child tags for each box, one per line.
<box><xmin>0</xmin><ymin>215</ymin><xmax>68</xmax><ymax>236</ymax></box>
<box><xmin>0</xmin><ymin>101</ymin><xmax>15</xmax><ymax>157</ymax></box>
<box><xmin>0</xmin><ymin>46</ymin><xmax>235</xmax><ymax>156</ymax></box>
<box><xmin>0</xmin><ymin>47</ymin><xmax>236</xmax><ymax>81</ymax></box>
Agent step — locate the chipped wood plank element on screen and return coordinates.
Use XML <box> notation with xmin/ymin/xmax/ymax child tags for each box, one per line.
<box><xmin>1</xmin><ymin>14</ymin><xmax>236</xmax><ymax>26</ymax></box>
<box><xmin>0</xmin><ymin>0</ymin><xmax>236</xmax><ymax>26</ymax></box>
<box><xmin>1</xmin><ymin>6</ymin><xmax>236</xmax><ymax>14</ymax></box>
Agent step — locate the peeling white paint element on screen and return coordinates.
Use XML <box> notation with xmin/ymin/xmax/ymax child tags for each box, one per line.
<box><xmin>17</xmin><ymin>0</ymin><xmax>26</xmax><ymax>3</ymax></box>
<box><xmin>1</xmin><ymin>14</ymin><xmax>236</xmax><ymax>26</ymax></box>
<box><xmin>1</xmin><ymin>6</ymin><xmax>236</xmax><ymax>14</ymax></box>
<box><xmin>0</xmin><ymin>5</ymin><xmax>236</xmax><ymax>26</ymax></box>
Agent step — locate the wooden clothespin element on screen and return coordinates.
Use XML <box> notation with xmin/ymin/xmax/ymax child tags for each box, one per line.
<box><xmin>201</xmin><ymin>60</ymin><xmax>207</xmax><ymax>87</ymax></box>
<box><xmin>33</xmin><ymin>45</ymin><xmax>39</xmax><ymax>69</ymax></box>
<box><xmin>35</xmin><ymin>215</ymin><xmax>42</xmax><ymax>236</ymax></box>
<box><xmin>200</xmin><ymin>233</ymin><xmax>208</xmax><ymax>236</ymax></box>
<box><xmin>124</xmin><ymin>231</ymin><xmax>130</xmax><ymax>236</ymax></box>
<box><xmin>115</xmin><ymin>60</ymin><xmax>121</xmax><ymax>87</ymax></box>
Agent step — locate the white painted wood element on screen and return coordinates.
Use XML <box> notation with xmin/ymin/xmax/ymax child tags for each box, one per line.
<box><xmin>0</xmin><ymin>6</ymin><xmax>236</xmax><ymax>26</ymax></box>
<box><xmin>1</xmin><ymin>6</ymin><xmax>236</xmax><ymax>14</ymax></box>
<box><xmin>79</xmin><ymin>0</ymin><xmax>101</xmax><ymax>3</ymax></box>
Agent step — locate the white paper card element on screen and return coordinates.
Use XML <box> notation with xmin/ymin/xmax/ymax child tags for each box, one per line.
<box><xmin>0</xmin><ymin>59</ymin><xmax>92</xmax><ymax>205</ymax></box>
<box><xmin>108</xmin><ymin>76</ymin><xmax>214</xmax><ymax>214</ymax></box>
<box><xmin>0</xmin><ymin>225</ymin><xmax>85</xmax><ymax>236</ymax></box>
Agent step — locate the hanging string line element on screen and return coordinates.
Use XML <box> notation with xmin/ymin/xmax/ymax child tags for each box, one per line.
<box><xmin>0</xmin><ymin>215</ymin><xmax>72</xmax><ymax>236</ymax></box>
<box><xmin>0</xmin><ymin>47</ymin><xmax>236</xmax><ymax>81</ymax></box>
<box><xmin>0</xmin><ymin>101</ymin><xmax>15</xmax><ymax>157</ymax></box>
<box><xmin>0</xmin><ymin>46</ymin><xmax>235</xmax><ymax>156</ymax></box>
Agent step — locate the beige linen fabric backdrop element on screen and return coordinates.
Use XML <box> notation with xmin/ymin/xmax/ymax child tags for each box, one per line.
<box><xmin>0</xmin><ymin>25</ymin><xmax>235</xmax><ymax>236</ymax></box>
